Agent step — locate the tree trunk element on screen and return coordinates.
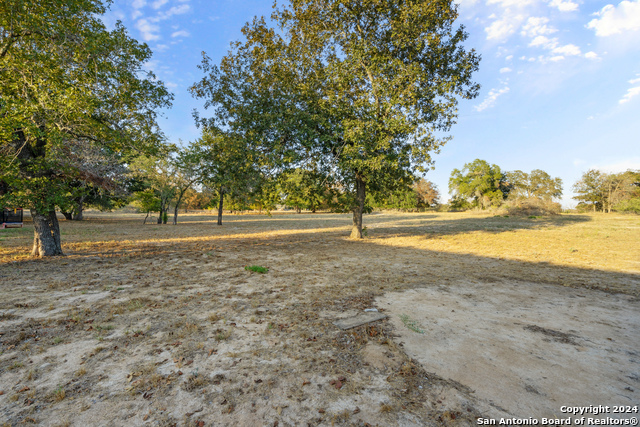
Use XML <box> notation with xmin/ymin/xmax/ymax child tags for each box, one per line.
<box><xmin>61</xmin><ymin>210</ymin><xmax>73</xmax><ymax>220</ymax></box>
<box><xmin>217</xmin><ymin>187</ymin><xmax>225</xmax><ymax>226</ymax></box>
<box><xmin>72</xmin><ymin>197</ymin><xmax>84</xmax><ymax>221</ymax></box>
<box><xmin>173</xmin><ymin>205</ymin><xmax>179</xmax><ymax>225</ymax></box>
<box><xmin>350</xmin><ymin>174</ymin><xmax>366</xmax><ymax>239</ymax></box>
<box><xmin>30</xmin><ymin>209</ymin><xmax>64</xmax><ymax>257</ymax></box>
<box><xmin>143</xmin><ymin>211</ymin><xmax>150</xmax><ymax>225</ymax></box>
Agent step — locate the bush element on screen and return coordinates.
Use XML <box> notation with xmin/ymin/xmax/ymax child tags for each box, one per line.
<box><xmin>503</xmin><ymin>198</ymin><xmax>561</xmax><ymax>216</ymax></box>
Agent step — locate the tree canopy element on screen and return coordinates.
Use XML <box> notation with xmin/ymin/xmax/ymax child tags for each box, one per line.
<box><xmin>449</xmin><ymin>159</ymin><xmax>508</xmax><ymax>209</ymax></box>
<box><xmin>0</xmin><ymin>0</ymin><xmax>172</xmax><ymax>256</ymax></box>
<box><xmin>191</xmin><ymin>0</ymin><xmax>480</xmax><ymax>238</ymax></box>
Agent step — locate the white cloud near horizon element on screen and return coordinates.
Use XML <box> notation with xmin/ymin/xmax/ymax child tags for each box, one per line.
<box><xmin>587</xmin><ymin>1</ymin><xmax>640</xmax><ymax>36</ymax></box>
<box><xmin>593</xmin><ymin>158</ymin><xmax>640</xmax><ymax>172</ymax></box>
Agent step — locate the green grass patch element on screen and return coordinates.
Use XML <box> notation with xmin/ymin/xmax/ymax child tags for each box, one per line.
<box><xmin>399</xmin><ymin>314</ymin><xmax>425</xmax><ymax>334</ymax></box>
<box><xmin>244</xmin><ymin>265</ymin><xmax>268</xmax><ymax>274</ymax></box>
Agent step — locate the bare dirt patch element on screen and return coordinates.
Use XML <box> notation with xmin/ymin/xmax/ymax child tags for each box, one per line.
<box><xmin>0</xmin><ymin>211</ymin><xmax>638</xmax><ymax>425</ymax></box>
<box><xmin>378</xmin><ymin>280</ymin><xmax>640</xmax><ymax>419</ymax></box>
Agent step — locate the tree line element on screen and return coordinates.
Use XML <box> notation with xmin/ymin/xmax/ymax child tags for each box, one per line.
<box><xmin>447</xmin><ymin>159</ymin><xmax>639</xmax><ymax>214</ymax></box>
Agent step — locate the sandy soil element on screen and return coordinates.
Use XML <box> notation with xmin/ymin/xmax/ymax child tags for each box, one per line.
<box><xmin>379</xmin><ymin>281</ymin><xmax>640</xmax><ymax>419</ymax></box>
<box><xmin>0</xmin><ymin>211</ymin><xmax>639</xmax><ymax>426</ymax></box>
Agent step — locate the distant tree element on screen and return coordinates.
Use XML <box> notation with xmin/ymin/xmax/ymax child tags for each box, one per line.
<box><xmin>413</xmin><ymin>179</ymin><xmax>440</xmax><ymax>208</ymax></box>
<box><xmin>449</xmin><ymin>159</ymin><xmax>508</xmax><ymax>209</ymax></box>
<box><xmin>605</xmin><ymin>170</ymin><xmax>640</xmax><ymax>213</ymax></box>
<box><xmin>194</xmin><ymin>131</ymin><xmax>261</xmax><ymax>225</ymax></box>
<box><xmin>129</xmin><ymin>152</ymin><xmax>177</xmax><ymax>224</ymax></box>
<box><xmin>506</xmin><ymin>169</ymin><xmax>562</xmax><ymax>201</ymax></box>
<box><xmin>573</xmin><ymin>169</ymin><xmax>606</xmax><ymax>212</ymax></box>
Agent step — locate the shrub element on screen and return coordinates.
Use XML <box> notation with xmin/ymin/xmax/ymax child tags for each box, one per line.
<box><xmin>503</xmin><ymin>198</ymin><xmax>561</xmax><ymax>216</ymax></box>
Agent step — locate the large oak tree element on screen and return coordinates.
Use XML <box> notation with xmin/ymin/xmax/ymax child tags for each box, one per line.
<box><xmin>192</xmin><ymin>0</ymin><xmax>480</xmax><ymax>238</ymax></box>
<box><xmin>0</xmin><ymin>0</ymin><xmax>172</xmax><ymax>256</ymax></box>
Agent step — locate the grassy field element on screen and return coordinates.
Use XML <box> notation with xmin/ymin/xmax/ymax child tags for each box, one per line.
<box><xmin>0</xmin><ymin>211</ymin><xmax>638</xmax><ymax>426</ymax></box>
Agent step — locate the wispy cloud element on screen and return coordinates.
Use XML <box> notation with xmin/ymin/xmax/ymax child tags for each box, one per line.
<box><xmin>171</xmin><ymin>30</ymin><xmax>190</xmax><ymax>38</ymax></box>
<box><xmin>500</xmin><ymin>67</ymin><xmax>512</xmax><ymax>73</ymax></box>
<box><xmin>135</xmin><ymin>18</ymin><xmax>160</xmax><ymax>41</ymax></box>
<box><xmin>619</xmin><ymin>75</ymin><xmax>640</xmax><ymax>104</ymax></box>
<box><xmin>474</xmin><ymin>85</ymin><xmax>510</xmax><ymax>111</ymax></box>
<box><xmin>587</xmin><ymin>1</ymin><xmax>640</xmax><ymax>37</ymax></box>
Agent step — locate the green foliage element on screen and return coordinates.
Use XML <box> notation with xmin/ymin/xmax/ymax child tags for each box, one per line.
<box><xmin>0</xmin><ymin>0</ymin><xmax>172</xmax><ymax>253</ymax></box>
<box><xmin>191</xmin><ymin>0</ymin><xmax>480</xmax><ymax>237</ymax></box>
<box><xmin>244</xmin><ymin>265</ymin><xmax>269</xmax><ymax>274</ymax></box>
<box><xmin>449</xmin><ymin>159</ymin><xmax>508</xmax><ymax>209</ymax></box>
<box><xmin>506</xmin><ymin>169</ymin><xmax>562</xmax><ymax>201</ymax></box>
<box><xmin>572</xmin><ymin>169</ymin><xmax>639</xmax><ymax>213</ymax></box>
<box><xmin>399</xmin><ymin>314</ymin><xmax>425</xmax><ymax>334</ymax></box>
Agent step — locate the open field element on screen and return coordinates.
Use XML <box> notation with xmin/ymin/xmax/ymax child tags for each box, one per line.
<box><xmin>1</xmin><ymin>211</ymin><xmax>639</xmax><ymax>426</ymax></box>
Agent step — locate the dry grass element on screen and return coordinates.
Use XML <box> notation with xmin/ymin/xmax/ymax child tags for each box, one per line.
<box><xmin>0</xmin><ymin>210</ymin><xmax>637</xmax><ymax>425</ymax></box>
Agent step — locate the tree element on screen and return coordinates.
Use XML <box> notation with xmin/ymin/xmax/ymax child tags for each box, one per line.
<box><xmin>193</xmin><ymin>130</ymin><xmax>261</xmax><ymax>225</ymax></box>
<box><xmin>573</xmin><ymin>169</ymin><xmax>606</xmax><ymax>212</ymax></box>
<box><xmin>0</xmin><ymin>0</ymin><xmax>172</xmax><ymax>256</ymax></box>
<box><xmin>191</xmin><ymin>0</ymin><xmax>480</xmax><ymax>238</ymax></box>
<box><xmin>449</xmin><ymin>159</ymin><xmax>508</xmax><ymax>209</ymax></box>
<box><xmin>413</xmin><ymin>179</ymin><xmax>440</xmax><ymax>208</ymax></box>
<box><xmin>605</xmin><ymin>170</ymin><xmax>640</xmax><ymax>213</ymax></box>
<box><xmin>506</xmin><ymin>169</ymin><xmax>562</xmax><ymax>201</ymax></box>
<box><xmin>129</xmin><ymin>152</ymin><xmax>177</xmax><ymax>224</ymax></box>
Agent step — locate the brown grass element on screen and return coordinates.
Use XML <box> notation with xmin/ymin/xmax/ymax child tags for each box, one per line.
<box><xmin>0</xmin><ymin>210</ymin><xmax>637</xmax><ymax>425</ymax></box>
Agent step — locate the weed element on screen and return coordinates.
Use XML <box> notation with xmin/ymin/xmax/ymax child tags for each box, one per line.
<box><xmin>52</xmin><ymin>385</ymin><xmax>66</xmax><ymax>402</ymax></box>
<box><xmin>8</xmin><ymin>361</ymin><xmax>23</xmax><ymax>370</ymax></box>
<box><xmin>95</xmin><ymin>324</ymin><xmax>114</xmax><ymax>331</ymax></box>
<box><xmin>215</xmin><ymin>329</ymin><xmax>231</xmax><ymax>341</ymax></box>
<box><xmin>244</xmin><ymin>265</ymin><xmax>268</xmax><ymax>274</ymax></box>
<box><xmin>53</xmin><ymin>337</ymin><xmax>63</xmax><ymax>345</ymax></box>
<box><xmin>208</xmin><ymin>313</ymin><xmax>221</xmax><ymax>322</ymax></box>
<box><xmin>399</xmin><ymin>314</ymin><xmax>425</xmax><ymax>334</ymax></box>
<box><xmin>128</xmin><ymin>299</ymin><xmax>144</xmax><ymax>311</ymax></box>
<box><xmin>76</xmin><ymin>367</ymin><xmax>87</xmax><ymax>377</ymax></box>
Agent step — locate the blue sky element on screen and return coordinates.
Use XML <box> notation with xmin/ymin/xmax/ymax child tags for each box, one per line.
<box><xmin>103</xmin><ymin>0</ymin><xmax>640</xmax><ymax>207</ymax></box>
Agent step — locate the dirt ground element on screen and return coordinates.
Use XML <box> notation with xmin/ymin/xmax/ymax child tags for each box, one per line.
<box><xmin>0</xmin><ymin>211</ymin><xmax>639</xmax><ymax>426</ymax></box>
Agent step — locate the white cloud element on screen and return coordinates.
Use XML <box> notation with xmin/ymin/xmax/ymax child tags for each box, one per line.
<box><xmin>474</xmin><ymin>85</ymin><xmax>510</xmax><ymax>111</ymax></box>
<box><xmin>521</xmin><ymin>17</ymin><xmax>557</xmax><ymax>37</ymax></box>
<box><xmin>487</xmin><ymin>0</ymin><xmax>536</xmax><ymax>6</ymax></box>
<box><xmin>587</xmin><ymin>1</ymin><xmax>640</xmax><ymax>36</ymax></box>
<box><xmin>135</xmin><ymin>18</ymin><xmax>160</xmax><ymax>41</ymax></box>
<box><xmin>549</xmin><ymin>55</ymin><xmax>565</xmax><ymax>61</ymax></box>
<box><xmin>529</xmin><ymin>35</ymin><xmax>558</xmax><ymax>49</ymax></box>
<box><xmin>548</xmin><ymin>0</ymin><xmax>579</xmax><ymax>12</ymax></box>
<box><xmin>552</xmin><ymin>43</ymin><xmax>581</xmax><ymax>56</ymax></box>
<box><xmin>132</xmin><ymin>0</ymin><xmax>146</xmax><ymax>9</ymax></box>
<box><xmin>585</xmin><ymin>51</ymin><xmax>600</xmax><ymax>60</ymax></box>
<box><xmin>485</xmin><ymin>15</ymin><xmax>522</xmax><ymax>40</ymax></box>
<box><xmin>500</xmin><ymin>67</ymin><xmax>512</xmax><ymax>73</ymax></box>
<box><xmin>171</xmin><ymin>30</ymin><xmax>190</xmax><ymax>38</ymax></box>
<box><xmin>619</xmin><ymin>75</ymin><xmax>640</xmax><ymax>104</ymax></box>
<box><xmin>506</xmin><ymin>55</ymin><xmax>513</xmax><ymax>60</ymax></box>
<box><xmin>594</xmin><ymin>158</ymin><xmax>640</xmax><ymax>172</ymax></box>
<box><xmin>152</xmin><ymin>0</ymin><xmax>169</xmax><ymax>9</ymax></box>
